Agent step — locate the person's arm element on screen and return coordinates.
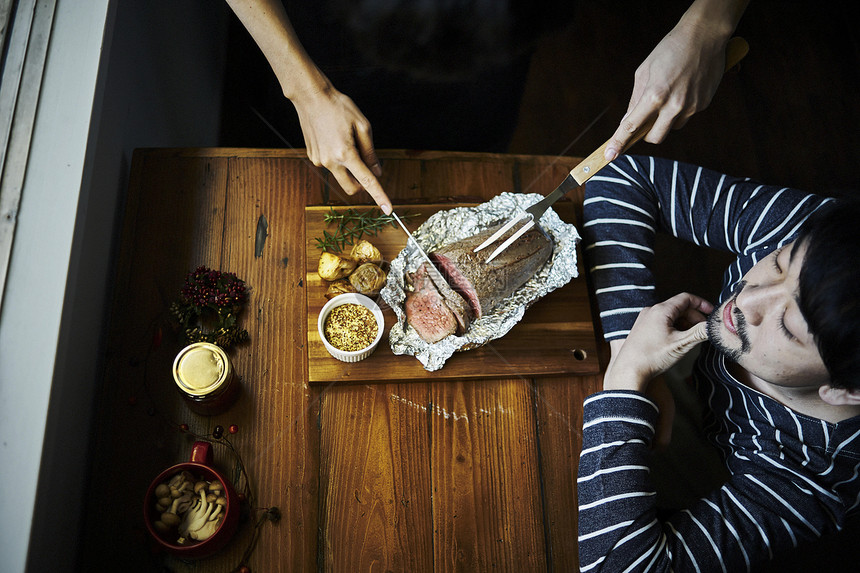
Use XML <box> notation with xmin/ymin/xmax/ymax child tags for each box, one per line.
<box><xmin>579</xmin><ymin>391</ymin><xmax>841</xmax><ymax>572</ymax></box>
<box><xmin>583</xmin><ymin>155</ymin><xmax>828</xmax><ymax>342</ymax></box>
<box><xmin>604</xmin><ymin>0</ymin><xmax>750</xmax><ymax>162</ymax></box>
<box><xmin>578</xmin><ymin>294</ymin><xmax>837</xmax><ymax>572</ymax></box>
<box><xmin>224</xmin><ymin>0</ymin><xmax>392</xmax><ymax>213</ymax></box>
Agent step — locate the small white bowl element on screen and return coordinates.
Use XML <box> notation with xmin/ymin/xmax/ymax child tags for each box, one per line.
<box><xmin>318</xmin><ymin>293</ymin><xmax>385</xmax><ymax>362</ymax></box>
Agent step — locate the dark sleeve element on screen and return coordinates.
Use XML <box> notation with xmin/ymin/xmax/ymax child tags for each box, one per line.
<box><xmin>578</xmin><ymin>391</ymin><xmax>841</xmax><ymax>572</ymax></box>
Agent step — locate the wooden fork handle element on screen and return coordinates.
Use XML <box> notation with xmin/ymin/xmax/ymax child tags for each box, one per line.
<box><xmin>569</xmin><ymin>36</ymin><xmax>749</xmax><ymax>185</ymax></box>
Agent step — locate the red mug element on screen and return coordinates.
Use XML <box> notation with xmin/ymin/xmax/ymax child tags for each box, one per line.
<box><xmin>143</xmin><ymin>441</ymin><xmax>240</xmax><ymax>559</ymax></box>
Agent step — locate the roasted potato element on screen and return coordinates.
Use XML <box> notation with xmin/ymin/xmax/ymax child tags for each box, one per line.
<box><xmin>350</xmin><ymin>239</ymin><xmax>383</xmax><ymax>265</ymax></box>
<box><xmin>349</xmin><ymin>263</ymin><xmax>387</xmax><ymax>295</ymax></box>
<box><xmin>324</xmin><ymin>279</ymin><xmax>357</xmax><ymax>300</ymax></box>
<box><xmin>318</xmin><ymin>251</ymin><xmax>357</xmax><ymax>281</ymax></box>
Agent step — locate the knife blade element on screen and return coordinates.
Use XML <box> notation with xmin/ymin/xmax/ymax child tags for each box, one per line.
<box><xmin>391</xmin><ymin>211</ymin><xmax>447</xmax><ymax>285</ymax></box>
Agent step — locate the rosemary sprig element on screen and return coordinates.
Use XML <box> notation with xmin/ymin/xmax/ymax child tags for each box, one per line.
<box><xmin>314</xmin><ymin>207</ymin><xmax>418</xmax><ymax>252</ymax></box>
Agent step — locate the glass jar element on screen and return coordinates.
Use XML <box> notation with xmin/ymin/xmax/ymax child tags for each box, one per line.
<box><xmin>172</xmin><ymin>342</ymin><xmax>240</xmax><ymax>415</ymax></box>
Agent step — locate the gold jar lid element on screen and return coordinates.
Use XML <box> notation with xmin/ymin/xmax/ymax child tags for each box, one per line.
<box><xmin>172</xmin><ymin>342</ymin><xmax>231</xmax><ymax>398</ymax></box>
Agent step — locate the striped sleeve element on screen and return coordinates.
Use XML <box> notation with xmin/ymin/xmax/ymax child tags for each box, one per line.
<box><xmin>578</xmin><ymin>391</ymin><xmax>844</xmax><ymax>572</ymax></box>
<box><xmin>583</xmin><ymin>155</ymin><xmax>832</xmax><ymax>341</ymax></box>
<box><xmin>577</xmin><ymin>391</ymin><xmax>660</xmax><ymax>572</ymax></box>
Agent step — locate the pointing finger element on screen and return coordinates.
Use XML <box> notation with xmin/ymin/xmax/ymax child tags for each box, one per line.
<box><xmin>348</xmin><ymin>161</ymin><xmax>392</xmax><ymax>215</ymax></box>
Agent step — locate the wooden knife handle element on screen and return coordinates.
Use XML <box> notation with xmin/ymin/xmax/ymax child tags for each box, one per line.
<box><xmin>570</xmin><ymin>36</ymin><xmax>749</xmax><ymax>185</ymax></box>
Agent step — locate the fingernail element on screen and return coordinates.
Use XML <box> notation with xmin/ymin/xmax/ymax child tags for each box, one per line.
<box><xmin>381</xmin><ymin>204</ymin><xmax>392</xmax><ymax>215</ymax></box>
<box><xmin>372</xmin><ymin>163</ymin><xmax>382</xmax><ymax>177</ymax></box>
<box><xmin>604</xmin><ymin>148</ymin><xmax>618</xmax><ymax>162</ymax></box>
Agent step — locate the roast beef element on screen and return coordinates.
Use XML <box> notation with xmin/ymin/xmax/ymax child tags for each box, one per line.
<box><xmin>405</xmin><ymin>223</ymin><xmax>552</xmax><ymax>343</ymax></box>
<box><xmin>430</xmin><ymin>223</ymin><xmax>552</xmax><ymax>318</ymax></box>
<box><xmin>405</xmin><ymin>263</ymin><xmax>472</xmax><ymax>343</ymax></box>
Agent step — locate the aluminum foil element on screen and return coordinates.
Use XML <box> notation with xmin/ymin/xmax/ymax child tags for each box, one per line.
<box><xmin>379</xmin><ymin>192</ymin><xmax>581</xmax><ymax>371</ymax></box>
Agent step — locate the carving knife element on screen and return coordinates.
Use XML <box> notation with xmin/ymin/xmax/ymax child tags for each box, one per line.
<box><xmin>391</xmin><ymin>211</ymin><xmax>447</xmax><ymax>284</ymax></box>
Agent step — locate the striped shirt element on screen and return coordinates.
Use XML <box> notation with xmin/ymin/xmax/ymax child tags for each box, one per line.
<box><xmin>577</xmin><ymin>155</ymin><xmax>860</xmax><ymax>572</ymax></box>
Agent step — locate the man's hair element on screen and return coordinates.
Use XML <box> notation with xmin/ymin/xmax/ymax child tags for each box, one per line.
<box><xmin>797</xmin><ymin>197</ymin><xmax>860</xmax><ymax>390</ymax></box>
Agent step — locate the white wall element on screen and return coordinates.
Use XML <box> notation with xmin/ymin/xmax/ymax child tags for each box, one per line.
<box><xmin>0</xmin><ymin>1</ymin><xmax>229</xmax><ymax>571</ymax></box>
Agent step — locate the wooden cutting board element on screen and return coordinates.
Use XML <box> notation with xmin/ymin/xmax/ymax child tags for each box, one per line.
<box><xmin>305</xmin><ymin>203</ymin><xmax>600</xmax><ymax>384</ymax></box>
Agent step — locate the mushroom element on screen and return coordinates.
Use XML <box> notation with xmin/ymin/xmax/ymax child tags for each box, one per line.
<box><xmin>209</xmin><ymin>505</ymin><xmax>223</xmax><ymax>521</ymax></box>
<box><xmin>153</xmin><ymin>520</ymin><xmax>171</xmax><ymax>534</ymax></box>
<box><xmin>155</xmin><ymin>489</ymin><xmax>194</xmax><ymax>534</ymax></box>
<box><xmin>160</xmin><ymin>511</ymin><xmax>181</xmax><ymax>528</ymax></box>
<box><xmin>167</xmin><ymin>472</ymin><xmax>188</xmax><ymax>490</ymax></box>
<box><xmin>189</xmin><ymin>503</ymin><xmax>224</xmax><ymax>541</ymax></box>
<box><xmin>154</xmin><ymin>472</ymin><xmax>229</xmax><ymax>542</ymax></box>
<box><xmin>155</xmin><ymin>484</ymin><xmax>170</xmax><ymax>499</ymax></box>
<box><xmin>172</xmin><ymin>490</ymin><xmax>194</xmax><ymax>515</ymax></box>
<box><xmin>190</xmin><ymin>517</ymin><xmax>220</xmax><ymax>541</ymax></box>
<box><xmin>178</xmin><ymin>489</ymin><xmax>215</xmax><ymax>539</ymax></box>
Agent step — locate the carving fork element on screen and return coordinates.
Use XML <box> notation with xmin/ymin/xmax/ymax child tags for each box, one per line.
<box><xmin>475</xmin><ymin>37</ymin><xmax>749</xmax><ymax>263</ymax></box>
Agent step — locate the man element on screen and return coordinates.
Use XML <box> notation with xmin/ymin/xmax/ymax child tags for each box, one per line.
<box><xmin>578</xmin><ymin>155</ymin><xmax>860</xmax><ymax>571</ymax></box>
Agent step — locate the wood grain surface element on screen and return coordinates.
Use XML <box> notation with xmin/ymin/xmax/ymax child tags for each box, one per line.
<box><xmin>79</xmin><ymin>148</ymin><xmax>604</xmax><ymax>572</ymax></box>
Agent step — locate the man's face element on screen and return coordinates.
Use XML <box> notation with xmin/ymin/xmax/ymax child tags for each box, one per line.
<box><xmin>706</xmin><ymin>240</ymin><xmax>829</xmax><ymax>388</ymax></box>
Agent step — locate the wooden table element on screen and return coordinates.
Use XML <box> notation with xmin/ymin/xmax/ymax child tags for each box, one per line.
<box><xmin>80</xmin><ymin>149</ymin><xmax>605</xmax><ymax>572</ymax></box>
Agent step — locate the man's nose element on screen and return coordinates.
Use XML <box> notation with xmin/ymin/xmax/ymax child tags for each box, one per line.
<box><xmin>735</xmin><ymin>283</ymin><xmax>782</xmax><ymax>326</ymax></box>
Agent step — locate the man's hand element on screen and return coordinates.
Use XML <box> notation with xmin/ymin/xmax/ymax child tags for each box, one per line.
<box><xmin>604</xmin><ymin>293</ymin><xmax>713</xmax><ymax>392</ymax></box>
<box><xmin>294</xmin><ymin>87</ymin><xmax>392</xmax><ymax>214</ymax></box>
<box><xmin>603</xmin><ymin>0</ymin><xmax>749</xmax><ymax>162</ymax></box>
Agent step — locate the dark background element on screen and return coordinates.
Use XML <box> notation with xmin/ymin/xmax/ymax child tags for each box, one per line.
<box><xmin>221</xmin><ymin>0</ymin><xmax>860</xmax><ymax>191</ymax></box>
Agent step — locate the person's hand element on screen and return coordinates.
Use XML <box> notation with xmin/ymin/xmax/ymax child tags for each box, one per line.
<box><xmin>292</xmin><ymin>86</ymin><xmax>392</xmax><ymax>214</ymax></box>
<box><xmin>603</xmin><ymin>293</ymin><xmax>713</xmax><ymax>392</ymax></box>
<box><xmin>223</xmin><ymin>0</ymin><xmax>394</xmax><ymax>213</ymax></box>
<box><xmin>603</xmin><ymin>22</ymin><xmax>732</xmax><ymax>162</ymax></box>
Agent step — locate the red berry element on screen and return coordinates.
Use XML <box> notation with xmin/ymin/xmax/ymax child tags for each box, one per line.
<box><xmin>239</xmin><ymin>566</ymin><xmax>251</xmax><ymax>573</ymax></box>
<box><xmin>179</xmin><ymin>423</ymin><xmax>189</xmax><ymax>432</ymax></box>
<box><xmin>229</xmin><ymin>424</ymin><xmax>238</xmax><ymax>434</ymax></box>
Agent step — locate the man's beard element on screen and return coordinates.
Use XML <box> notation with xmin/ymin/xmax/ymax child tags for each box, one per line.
<box><xmin>706</xmin><ymin>281</ymin><xmax>751</xmax><ymax>363</ymax></box>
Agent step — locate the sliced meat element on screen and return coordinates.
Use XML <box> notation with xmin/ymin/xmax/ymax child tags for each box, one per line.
<box><xmin>430</xmin><ymin>223</ymin><xmax>552</xmax><ymax>317</ymax></box>
<box><xmin>405</xmin><ymin>263</ymin><xmax>471</xmax><ymax>343</ymax></box>
<box><xmin>422</xmin><ymin>263</ymin><xmax>472</xmax><ymax>334</ymax></box>
<box><xmin>404</xmin><ymin>222</ymin><xmax>551</xmax><ymax>344</ymax></box>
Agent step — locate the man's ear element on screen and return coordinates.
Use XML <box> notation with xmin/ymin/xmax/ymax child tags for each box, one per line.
<box><xmin>819</xmin><ymin>384</ymin><xmax>860</xmax><ymax>406</ymax></box>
